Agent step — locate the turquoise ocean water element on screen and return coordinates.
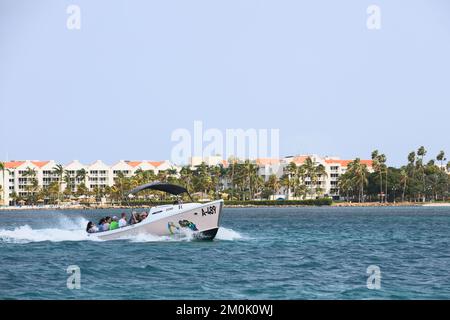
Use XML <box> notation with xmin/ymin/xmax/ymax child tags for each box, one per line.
<box><xmin>0</xmin><ymin>206</ymin><xmax>449</xmax><ymax>299</ymax></box>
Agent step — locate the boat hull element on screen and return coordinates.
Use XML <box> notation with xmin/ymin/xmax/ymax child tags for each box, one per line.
<box><xmin>195</xmin><ymin>227</ymin><xmax>219</xmax><ymax>240</ymax></box>
<box><xmin>91</xmin><ymin>200</ymin><xmax>223</xmax><ymax>241</ymax></box>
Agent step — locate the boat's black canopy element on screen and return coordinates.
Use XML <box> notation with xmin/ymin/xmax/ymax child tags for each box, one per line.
<box><xmin>129</xmin><ymin>182</ymin><xmax>189</xmax><ymax>196</ymax></box>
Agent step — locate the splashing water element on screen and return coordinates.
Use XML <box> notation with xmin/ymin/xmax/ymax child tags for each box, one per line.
<box><xmin>0</xmin><ymin>216</ymin><xmax>244</xmax><ymax>243</ymax></box>
<box><xmin>216</xmin><ymin>227</ymin><xmax>246</xmax><ymax>241</ymax></box>
<box><xmin>126</xmin><ymin>230</ymin><xmax>195</xmax><ymax>243</ymax></box>
<box><xmin>0</xmin><ymin>217</ymin><xmax>94</xmax><ymax>243</ymax></box>
<box><xmin>120</xmin><ymin>227</ymin><xmax>245</xmax><ymax>243</ymax></box>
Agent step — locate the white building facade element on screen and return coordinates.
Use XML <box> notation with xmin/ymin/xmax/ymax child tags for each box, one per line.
<box><xmin>1</xmin><ymin>156</ymin><xmax>373</xmax><ymax>206</ymax></box>
<box><xmin>252</xmin><ymin>155</ymin><xmax>374</xmax><ymax>199</ymax></box>
<box><xmin>0</xmin><ymin>160</ymin><xmax>175</xmax><ymax>206</ymax></box>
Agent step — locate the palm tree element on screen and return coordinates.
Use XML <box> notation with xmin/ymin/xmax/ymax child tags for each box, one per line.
<box><xmin>378</xmin><ymin>154</ymin><xmax>387</xmax><ymax>202</ymax></box>
<box><xmin>437</xmin><ymin>151</ymin><xmax>446</xmax><ymax>171</ymax></box>
<box><xmin>10</xmin><ymin>191</ymin><xmax>18</xmax><ymax>206</ymax></box>
<box><xmin>283</xmin><ymin>162</ymin><xmax>297</xmax><ymax>199</ymax></box>
<box><xmin>53</xmin><ymin>164</ymin><xmax>64</xmax><ymax>200</ymax></box>
<box><xmin>296</xmin><ymin>165</ymin><xmax>306</xmax><ymax>195</ymax></box>
<box><xmin>315</xmin><ymin>164</ymin><xmax>328</xmax><ymax>197</ymax></box>
<box><xmin>76</xmin><ymin>169</ymin><xmax>87</xmax><ymax>184</ymax></box>
<box><xmin>338</xmin><ymin>173</ymin><xmax>352</xmax><ymax>201</ymax></box>
<box><xmin>179</xmin><ymin>166</ymin><xmax>194</xmax><ymax>193</ymax></box>
<box><xmin>406</xmin><ymin>151</ymin><xmax>417</xmax><ymax>200</ymax></box>
<box><xmin>301</xmin><ymin>157</ymin><xmax>318</xmax><ymax>199</ymax></box>
<box><xmin>266</xmin><ymin>174</ymin><xmax>280</xmax><ymax>197</ymax></box>
<box><xmin>167</xmin><ymin>167</ymin><xmax>178</xmax><ymax>177</ymax></box>
<box><xmin>48</xmin><ymin>181</ymin><xmax>60</xmax><ymax>202</ymax></box>
<box><xmin>134</xmin><ymin>169</ymin><xmax>156</xmax><ymax>186</ymax></box>
<box><xmin>280</xmin><ymin>174</ymin><xmax>291</xmax><ymax>198</ymax></box>
<box><xmin>114</xmin><ymin>171</ymin><xmax>129</xmax><ymax>200</ymax></box>
<box><xmin>417</xmin><ymin>146</ymin><xmax>427</xmax><ymax>161</ymax></box>
<box><xmin>288</xmin><ymin>162</ymin><xmax>298</xmax><ymax>196</ymax></box>
<box><xmin>227</xmin><ymin>156</ymin><xmax>239</xmax><ymax>200</ymax></box>
<box><xmin>408</xmin><ymin>151</ymin><xmax>416</xmax><ymax>168</ymax></box>
<box><xmin>64</xmin><ymin>171</ymin><xmax>73</xmax><ymax>197</ymax></box>
<box><xmin>400</xmin><ymin>169</ymin><xmax>408</xmax><ymax>202</ymax></box>
<box><xmin>371</xmin><ymin>150</ymin><xmax>383</xmax><ymax>202</ymax></box>
<box><xmin>347</xmin><ymin>159</ymin><xmax>369</xmax><ymax>202</ymax></box>
<box><xmin>243</xmin><ymin>161</ymin><xmax>258</xmax><ymax>200</ymax></box>
<box><xmin>193</xmin><ymin>162</ymin><xmax>213</xmax><ymax>198</ymax></box>
<box><xmin>209</xmin><ymin>165</ymin><xmax>223</xmax><ymax>199</ymax></box>
<box><xmin>371</xmin><ymin>150</ymin><xmax>388</xmax><ymax>202</ymax></box>
<box><xmin>75</xmin><ymin>182</ymin><xmax>88</xmax><ymax>198</ymax></box>
<box><xmin>417</xmin><ymin>146</ymin><xmax>427</xmax><ymax>202</ymax></box>
<box><xmin>73</xmin><ymin>169</ymin><xmax>87</xmax><ymax>196</ymax></box>
<box><xmin>156</xmin><ymin>170</ymin><xmax>168</xmax><ymax>183</ymax></box>
<box><xmin>23</xmin><ymin>167</ymin><xmax>38</xmax><ymax>204</ymax></box>
<box><xmin>253</xmin><ymin>175</ymin><xmax>265</xmax><ymax>199</ymax></box>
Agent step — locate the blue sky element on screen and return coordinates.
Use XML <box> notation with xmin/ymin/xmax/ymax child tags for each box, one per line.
<box><xmin>1</xmin><ymin>0</ymin><xmax>449</xmax><ymax>166</ymax></box>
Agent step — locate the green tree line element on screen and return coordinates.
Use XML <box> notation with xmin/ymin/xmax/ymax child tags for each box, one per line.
<box><xmin>1</xmin><ymin>147</ymin><xmax>449</xmax><ymax>206</ymax></box>
<box><xmin>339</xmin><ymin>147</ymin><xmax>450</xmax><ymax>202</ymax></box>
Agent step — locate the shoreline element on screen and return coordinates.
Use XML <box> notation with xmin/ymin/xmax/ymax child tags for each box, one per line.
<box><xmin>1</xmin><ymin>202</ymin><xmax>449</xmax><ymax>211</ymax></box>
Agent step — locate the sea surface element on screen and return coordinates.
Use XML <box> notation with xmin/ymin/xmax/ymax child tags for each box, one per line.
<box><xmin>0</xmin><ymin>206</ymin><xmax>449</xmax><ymax>299</ymax></box>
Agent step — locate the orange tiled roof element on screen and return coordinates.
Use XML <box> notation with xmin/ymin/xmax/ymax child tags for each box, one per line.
<box><xmin>4</xmin><ymin>161</ymin><xmax>25</xmax><ymax>169</ymax></box>
<box><xmin>290</xmin><ymin>156</ymin><xmax>308</xmax><ymax>165</ymax></box>
<box><xmin>325</xmin><ymin>159</ymin><xmax>373</xmax><ymax>167</ymax></box>
<box><xmin>31</xmin><ymin>161</ymin><xmax>50</xmax><ymax>168</ymax></box>
<box><xmin>148</xmin><ymin>161</ymin><xmax>164</xmax><ymax>167</ymax></box>
<box><xmin>255</xmin><ymin>158</ymin><xmax>281</xmax><ymax>166</ymax></box>
<box><xmin>125</xmin><ymin>161</ymin><xmax>142</xmax><ymax>167</ymax></box>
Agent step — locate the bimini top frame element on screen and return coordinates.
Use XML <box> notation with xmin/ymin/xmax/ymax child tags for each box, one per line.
<box><xmin>128</xmin><ymin>181</ymin><xmax>193</xmax><ymax>202</ymax></box>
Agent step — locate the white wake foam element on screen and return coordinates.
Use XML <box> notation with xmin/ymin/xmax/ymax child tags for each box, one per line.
<box><xmin>129</xmin><ymin>227</ymin><xmax>245</xmax><ymax>242</ymax></box>
<box><xmin>125</xmin><ymin>231</ymin><xmax>195</xmax><ymax>243</ymax></box>
<box><xmin>215</xmin><ymin>227</ymin><xmax>245</xmax><ymax>241</ymax></box>
<box><xmin>0</xmin><ymin>217</ymin><xmax>94</xmax><ymax>243</ymax></box>
<box><xmin>0</xmin><ymin>216</ymin><xmax>245</xmax><ymax>243</ymax></box>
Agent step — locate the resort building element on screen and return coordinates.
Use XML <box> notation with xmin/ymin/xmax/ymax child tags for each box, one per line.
<box><xmin>0</xmin><ymin>159</ymin><xmax>175</xmax><ymax>206</ymax></box>
<box><xmin>189</xmin><ymin>156</ymin><xmax>227</xmax><ymax>168</ymax></box>
<box><xmin>0</xmin><ymin>156</ymin><xmax>373</xmax><ymax>206</ymax></box>
<box><xmin>252</xmin><ymin>155</ymin><xmax>374</xmax><ymax>199</ymax></box>
<box><xmin>0</xmin><ymin>160</ymin><xmax>60</xmax><ymax>203</ymax></box>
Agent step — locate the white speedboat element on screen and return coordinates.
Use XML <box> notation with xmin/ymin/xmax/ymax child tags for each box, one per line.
<box><xmin>89</xmin><ymin>182</ymin><xmax>223</xmax><ymax>241</ymax></box>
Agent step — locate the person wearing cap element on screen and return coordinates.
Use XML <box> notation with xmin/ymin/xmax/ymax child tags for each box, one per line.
<box><xmin>109</xmin><ymin>216</ymin><xmax>119</xmax><ymax>230</ymax></box>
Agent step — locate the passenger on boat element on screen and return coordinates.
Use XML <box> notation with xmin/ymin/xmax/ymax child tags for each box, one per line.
<box><xmin>86</xmin><ymin>221</ymin><xmax>99</xmax><ymax>233</ymax></box>
<box><xmin>102</xmin><ymin>216</ymin><xmax>111</xmax><ymax>231</ymax></box>
<box><xmin>109</xmin><ymin>216</ymin><xmax>119</xmax><ymax>230</ymax></box>
<box><xmin>129</xmin><ymin>211</ymin><xmax>139</xmax><ymax>225</ymax></box>
<box><xmin>97</xmin><ymin>218</ymin><xmax>105</xmax><ymax>230</ymax></box>
<box><xmin>119</xmin><ymin>212</ymin><xmax>127</xmax><ymax>227</ymax></box>
<box><xmin>139</xmin><ymin>211</ymin><xmax>148</xmax><ymax>222</ymax></box>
